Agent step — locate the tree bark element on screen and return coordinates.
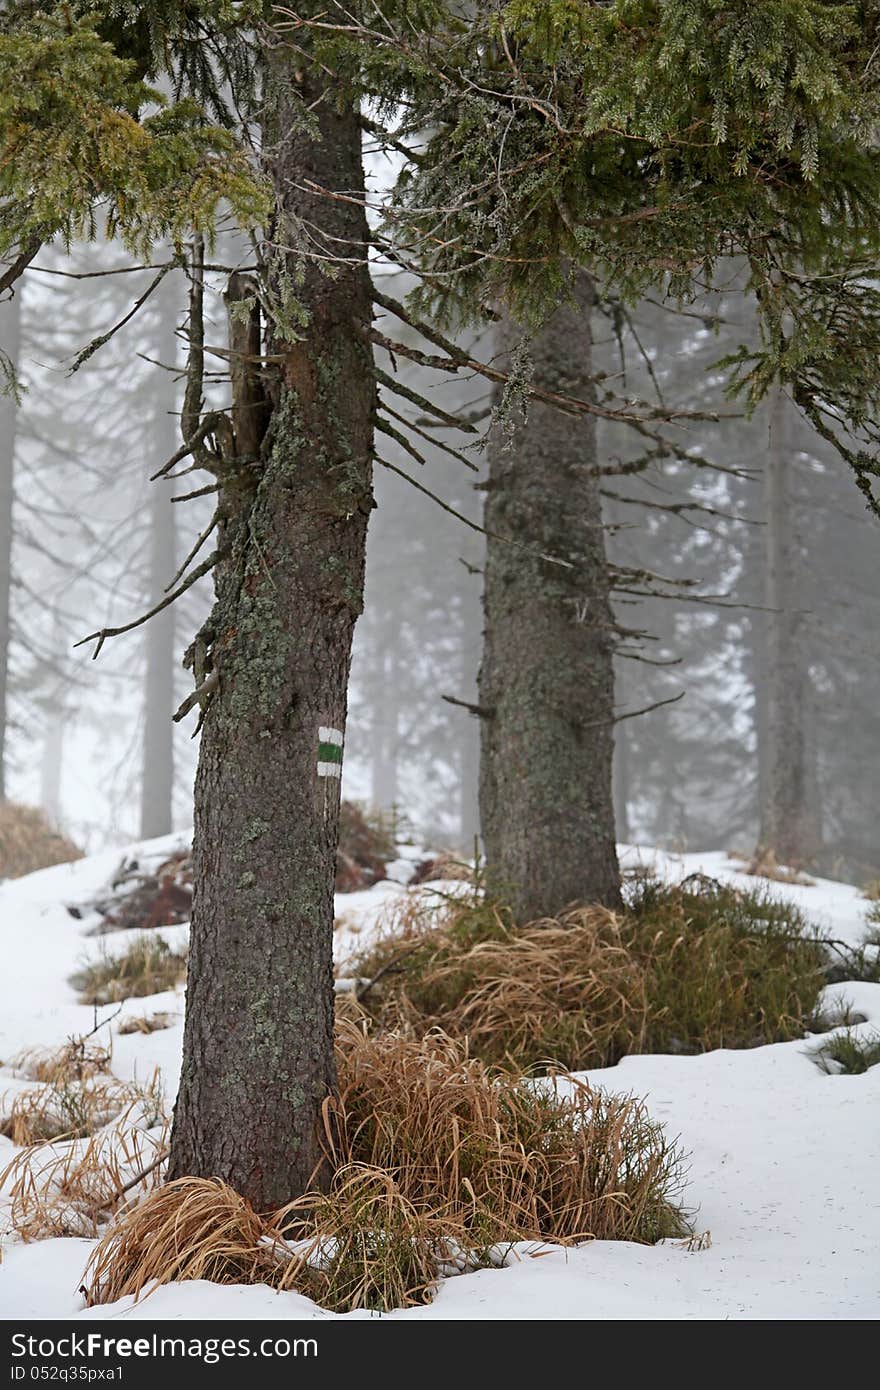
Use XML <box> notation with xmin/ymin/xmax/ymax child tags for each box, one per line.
<box><xmin>168</xmin><ymin>50</ymin><xmax>375</xmax><ymax>1208</ymax></box>
<box><xmin>478</xmin><ymin>274</ymin><xmax>621</xmax><ymax>919</ymax></box>
<box><xmin>139</xmin><ymin>279</ymin><xmax>178</xmax><ymax>840</ymax></box>
<box><xmin>757</xmin><ymin>389</ymin><xmax>822</xmax><ymax>866</ymax></box>
<box><xmin>0</xmin><ymin>286</ymin><xmax>21</xmax><ymax>802</ymax></box>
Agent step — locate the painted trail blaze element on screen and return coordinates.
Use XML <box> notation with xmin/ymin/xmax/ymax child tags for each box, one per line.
<box><xmin>317</xmin><ymin>725</ymin><xmax>343</xmax><ymax>778</ymax></box>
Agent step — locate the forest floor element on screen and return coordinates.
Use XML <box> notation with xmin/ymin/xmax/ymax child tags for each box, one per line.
<box><xmin>0</xmin><ymin>834</ymin><xmax>877</xmax><ymax>1320</ymax></box>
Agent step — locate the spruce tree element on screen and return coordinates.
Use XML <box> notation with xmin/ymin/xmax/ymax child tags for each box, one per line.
<box><xmin>5</xmin><ymin>1</ymin><xmax>880</xmax><ymax>1205</ymax></box>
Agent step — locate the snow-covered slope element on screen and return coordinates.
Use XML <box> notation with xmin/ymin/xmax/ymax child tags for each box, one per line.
<box><xmin>1</xmin><ymin>836</ymin><xmax>878</xmax><ymax>1321</ymax></box>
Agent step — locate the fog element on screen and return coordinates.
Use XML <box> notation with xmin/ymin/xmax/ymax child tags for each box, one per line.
<box><xmin>2</xmin><ymin>245</ymin><xmax>877</xmax><ymax>883</ymax></box>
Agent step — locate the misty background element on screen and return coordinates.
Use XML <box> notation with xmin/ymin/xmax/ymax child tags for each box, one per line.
<box><xmin>2</xmin><ymin>241</ymin><xmax>877</xmax><ymax>885</ymax></box>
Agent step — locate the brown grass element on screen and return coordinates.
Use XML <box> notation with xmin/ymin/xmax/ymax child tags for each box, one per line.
<box><xmin>82</xmin><ymin>1177</ymin><xmax>282</xmax><ymax>1304</ymax></box>
<box><xmin>71</xmin><ymin>934</ymin><xmax>187</xmax><ymax>1005</ymax></box>
<box><xmin>0</xmin><ymin>802</ymin><xmax>82</xmax><ymax>879</ymax></box>
<box><xmin>404</xmin><ymin>912</ymin><xmax>648</xmax><ymax>1070</ymax></box>
<box><xmin>0</xmin><ymin>1069</ymin><xmax>164</xmax><ymax>1147</ymax></box>
<box><xmin>351</xmin><ymin>878</ymin><xmax>826</xmax><ymax>1070</ymax></box>
<box><xmin>10</xmin><ymin>1039</ymin><xmax>112</xmax><ymax>1085</ymax></box>
<box><xmin>727</xmin><ymin>848</ymin><xmax>815</xmax><ymax>886</ymax></box>
<box><xmin>1</xmin><ymin>1121</ymin><xmax>167</xmax><ymax>1241</ymax></box>
<box><xmin>117</xmin><ymin>1012</ymin><xmax>176</xmax><ymax>1036</ymax></box>
<box><xmin>81</xmin><ymin>1027</ymin><xmax>688</xmax><ymax>1314</ymax></box>
<box><xmin>331</xmin><ymin>1022</ymin><xmax>687</xmax><ymax>1247</ymax></box>
<box><xmin>409</xmin><ymin>852</ymin><xmax>475</xmax><ymax>885</ymax></box>
<box><xmin>279</xmin><ymin>1166</ymin><xmax>449</xmax><ymax>1312</ymax></box>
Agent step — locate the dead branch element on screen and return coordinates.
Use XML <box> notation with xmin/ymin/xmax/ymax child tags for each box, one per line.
<box><xmin>75</xmin><ymin>549</ymin><xmax>224</xmax><ymax>659</ymax></box>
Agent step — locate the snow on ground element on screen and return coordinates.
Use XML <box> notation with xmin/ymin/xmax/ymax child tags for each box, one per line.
<box><xmin>0</xmin><ymin>837</ymin><xmax>878</xmax><ymax>1320</ymax></box>
<box><xmin>620</xmin><ymin>844</ymin><xmax>873</xmax><ymax>950</ymax></box>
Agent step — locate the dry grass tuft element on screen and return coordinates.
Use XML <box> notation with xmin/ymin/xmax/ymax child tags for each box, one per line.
<box><xmin>415</xmin><ymin>912</ymin><xmax>648</xmax><ymax>1069</ymax></box>
<box><xmin>369</xmin><ymin>884</ymin><xmax>462</xmax><ymax>943</ymax></box>
<box><xmin>727</xmin><ymin>848</ymin><xmax>815</xmax><ymax>886</ymax></box>
<box><xmin>71</xmin><ymin>934</ymin><xmax>187</xmax><ymax>1005</ymax></box>
<box><xmin>11</xmin><ymin>1039</ymin><xmax>112</xmax><ymax>1085</ymax></box>
<box><xmin>279</xmin><ymin>1166</ymin><xmax>447</xmax><ymax>1312</ymax></box>
<box><xmin>409</xmin><ymin>852</ymin><xmax>475</xmax><ymax>886</ymax></box>
<box><xmin>353</xmin><ymin>877</ymin><xmax>825</xmax><ymax>1069</ymax></box>
<box><xmin>0</xmin><ymin>803</ymin><xmax>82</xmax><ymax>879</ymax></box>
<box><xmin>81</xmin><ymin>1028</ymin><xmax>688</xmax><ymax>1314</ymax></box>
<box><xmin>1</xmin><ymin>1122</ymin><xmax>167</xmax><ymax>1241</ymax></box>
<box><xmin>86</xmin><ymin>1165</ymin><xmax>458</xmax><ymax>1315</ymax></box>
<box><xmin>0</xmin><ymin>1069</ymin><xmax>164</xmax><ymax>1147</ymax></box>
<box><xmin>2</xmin><ymin>1080</ymin><xmax>134</xmax><ymax>1146</ymax></box>
<box><xmin>117</xmin><ymin>1012</ymin><xmax>176</xmax><ymax>1036</ymax></box>
<box><xmin>331</xmin><ymin>1022</ymin><xmax>688</xmax><ymax>1247</ymax></box>
<box><xmin>82</xmin><ymin>1177</ymin><xmax>282</xmax><ymax>1305</ymax></box>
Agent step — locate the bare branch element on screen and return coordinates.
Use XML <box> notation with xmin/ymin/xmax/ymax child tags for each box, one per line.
<box><xmin>68</xmin><ymin>261</ymin><xmax>178</xmax><ymax>374</ymax></box>
<box><xmin>75</xmin><ymin>549</ymin><xmax>223</xmax><ymax>659</ymax></box>
<box><xmin>375</xmin><ymin>366</ymin><xmax>479</xmax><ymax>434</ymax></box>
<box><xmin>441</xmin><ymin>693</ymin><xmax>494</xmax><ymax>718</ymax></box>
<box><xmin>0</xmin><ymin>234</ymin><xmax>43</xmax><ymax>298</ymax></box>
<box><xmin>166</xmin><ymin>511</ymin><xmax>220</xmax><ymax>592</ymax></box>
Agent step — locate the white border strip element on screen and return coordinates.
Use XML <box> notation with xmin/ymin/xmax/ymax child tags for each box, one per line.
<box><xmin>317</xmin><ymin>761</ymin><xmax>342</xmax><ymax>779</ymax></box>
<box><xmin>319</xmin><ymin>726</ymin><xmax>343</xmax><ymax>746</ymax></box>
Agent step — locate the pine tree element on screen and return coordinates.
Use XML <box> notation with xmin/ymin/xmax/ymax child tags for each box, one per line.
<box><xmin>306</xmin><ymin>0</ymin><xmax>880</xmax><ymax>911</ymax></box>
<box><xmin>480</xmin><ymin>276</ymin><xmax>621</xmax><ymax>915</ymax></box>
<box><xmin>5</xmin><ymin>0</ymin><xmax>880</xmax><ymax>1207</ymax></box>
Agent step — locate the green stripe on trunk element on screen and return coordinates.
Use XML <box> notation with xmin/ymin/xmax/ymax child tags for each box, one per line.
<box><xmin>318</xmin><ymin>741</ymin><xmax>343</xmax><ymax>763</ymax></box>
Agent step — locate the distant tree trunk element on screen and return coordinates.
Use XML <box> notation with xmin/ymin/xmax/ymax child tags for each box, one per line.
<box><xmin>757</xmin><ymin>390</ymin><xmax>822</xmax><ymax>866</ymax></box>
<box><xmin>40</xmin><ymin>608</ymin><xmax>66</xmax><ymax>821</ymax></box>
<box><xmin>0</xmin><ymin>286</ymin><xmax>21</xmax><ymax>802</ymax></box>
<box><xmin>168</xmin><ymin>49</ymin><xmax>375</xmax><ymax>1208</ymax></box>
<box><xmin>139</xmin><ymin>284</ymin><xmax>178</xmax><ymax>840</ymax></box>
<box><xmin>479</xmin><ymin>273</ymin><xmax>621</xmax><ymax>919</ymax></box>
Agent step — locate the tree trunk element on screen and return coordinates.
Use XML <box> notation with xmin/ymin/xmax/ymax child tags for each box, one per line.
<box><xmin>168</xmin><ymin>51</ymin><xmax>375</xmax><ymax>1208</ymax></box>
<box><xmin>0</xmin><ymin>285</ymin><xmax>21</xmax><ymax>802</ymax></box>
<box><xmin>757</xmin><ymin>390</ymin><xmax>822</xmax><ymax>866</ymax></box>
<box><xmin>478</xmin><ymin>273</ymin><xmax>621</xmax><ymax>919</ymax></box>
<box><xmin>40</xmin><ymin>608</ymin><xmax>66</xmax><ymax>821</ymax></box>
<box><xmin>139</xmin><ymin>281</ymin><xmax>178</xmax><ymax>840</ymax></box>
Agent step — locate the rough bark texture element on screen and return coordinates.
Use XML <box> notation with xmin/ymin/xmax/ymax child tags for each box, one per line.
<box><xmin>757</xmin><ymin>390</ymin><xmax>822</xmax><ymax>866</ymax></box>
<box><xmin>479</xmin><ymin>274</ymin><xmax>621</xmax><ymax>919</ymax></box>
<box><xmin>0</xmin><ymin>286</ymin><xmax>21</xmax><ymax>802</ymax></box>
<box><xmin>168</xmin><ymin>54</ymin><xmax>375</xmax><ymax>1208</ymax></box>
<box><xmin>140</xmin><ymin>282</ymin><xmax>178</xmax><ymax>840</ymax></box>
